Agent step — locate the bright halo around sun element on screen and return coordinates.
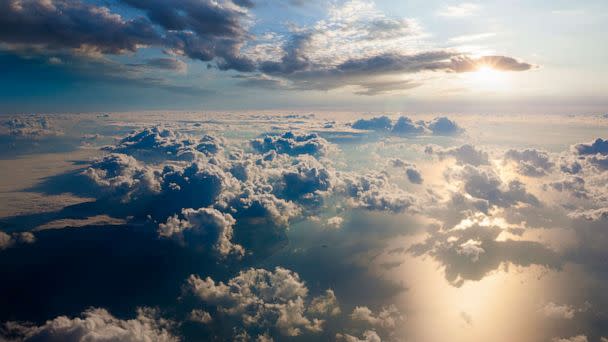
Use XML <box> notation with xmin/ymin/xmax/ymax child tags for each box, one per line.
<box><xmin>467</xmin><ymin>64</ymin><xmax>510</xmax><ymax>92</ymax></box>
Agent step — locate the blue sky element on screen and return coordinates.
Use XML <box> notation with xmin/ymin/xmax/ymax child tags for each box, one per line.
<box><xmin>0</xmin><ymin>0</ymin><xmax>606</xmax><ymax>114</ymax></box>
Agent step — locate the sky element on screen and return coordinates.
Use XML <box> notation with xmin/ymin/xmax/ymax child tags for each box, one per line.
<box><xmin>0</xmin><ymin>0</ymin><xmax>606</xmax><ymax>114</ymax></box>
<box><xmin>2</xmin><ymin>2</ymin><xmax>608</xmax><ymax>342</ymax></box>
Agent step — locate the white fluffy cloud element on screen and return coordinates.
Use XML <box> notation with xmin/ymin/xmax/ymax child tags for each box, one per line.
<box><xmin>159</xmin><ymin>207</ymin><xmax>244</xmax><ymax>257</ymax></box>
<box><xmin>251</xmin><ymin>131</ymin><xmax>332</xmax><ymax>157</ymax></box>
<box><xmin>185</xmin><ymin>267</ymin><xmax>338</xmax><ymax>336</ymax></box>
<box><xmin>350</xmin><ymin>305</ymin><xmax>404</xmax><ymax>329</ymax></box>
<box><xmin>340</xmin><ymin>171</ymin><xmax>417</xmax><ymax>213</ymax></box>
<box><xmin>105</xmin><ymin>126</ymin><xmax>224</xmax><ymax>160</ymax></box>
<box><xmin>1</xmin><ymin>307</ymin><xmax>178</xmax><ymax>342</ymax></box>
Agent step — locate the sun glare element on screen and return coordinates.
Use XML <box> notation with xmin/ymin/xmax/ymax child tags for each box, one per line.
<box><xmin>467</xmin><ymin>65</ymin><xmax>510</xmax><ymax>92</ymax></box>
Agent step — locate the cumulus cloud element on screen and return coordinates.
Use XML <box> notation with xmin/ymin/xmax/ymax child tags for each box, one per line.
<box><xmin>159</xmin><ymin>207</ymin><xmax>244</xmax><ymax>257</ymax></box>
<box><xmin>548</xmin><ymin>138</ymin><xmax>608</xmax><ymax>220</ymax></box>
<box><xmin>308</xmin><ymin>289</ymin><xmax>341</xmax><ymax>316</ymax></box>
<box><xmin>336</xmin><ymin>330</ymin><xmax>382</xmax><ymax>342</ymax></box>
<box><xmin>352</xmin><ymin>116</ymin><xmax>393</xmax><ymax>131</ymax></box>
<box><xmin>388</xmin><ymin>158</ymin><xmax>423</xmax><ymax>184</ymax></box>
<box><xmin>0</xmin><ymin>231</ymin><xmax>36</xmax><ymax>251</ymax></box>
<box><xmin>250</xmin><ymin>131</ymin><xmax>332</xmax><ymax>157</ymax></box>
<box><xmin>1</xmin><ymin>115</ymin><xmax>62</xmax><ymax>137</ymax></box>
<box><xmin>447</xmin><ymin>165</ymin><xmax>539</xmax><ymax>209</ymax></box>
<box><xmin>409</xmin><ymin>224</ymin><xmax>562</xmax><ymax>286</ymax></box>
<box><xmin>0</xmin><ymin>307</ymin><xmax>178</xmax><ymax>342</ymax></box>
<box><xmin>185</xmin><ymin>267</ymin><xmax>336</xmax><ymax>336</ymax></box>
<box><xmin>350</xmin><ymin>305</ymin><xmax>404</xmax><ymax>329</ymax></box>
<box><xmin>83</xmin><ymin>153</ymin><xmax>163</xmax><ymax>202</ymax></box>
<box><xmin>391</xmin><ymin>116</ymin><xmax>427</xmax><ymax>135</ymax></box>
<box><xmin>456</xmin><ymin>239</ymin><xmax>485</xmax><ymax>262</ymax></box>
<box><xmin>504</xmin><ymin>149</ymin><xmax>555</xmax><ymax>177</ymax></box>
<box><xmin>425</xmin><ymin>144</ymin><xmax>489</xmax><ymax>166</ymax></box>
<box><xmin>573</xmin><ymin>138</ymin><xmax>608</xmax><ymax>156</ymax></box>
<box><xmin>0</xmin><ymin>231</ymin><xmax>13</xmax><ymax>250</ymax></box>
<box><xmin>542</xmin><ymin>302</ymin><xmax>576</xmax><ymax>319</ymax></box>
<box><xmin>189</xmin><ymin>309</ymin><xmax>213</xmax><ymax>324</ymax></box>
<box><xmin>105</xmin><ymin>126</ymin><xmax>224</xmax><ymax>160</ymax></box>
<box><xmin>340</xmin><ymin>171</ymin><xmax>417</xmax><ymax>213</ymax></box>
<box><xmin>427</xmin><ymin>117</ymin><xmax>465</xmax><ymax>136</ymax></box>
<box><xmin>325</xmin><ymin>216</ymin><xmax>345</xmax><ymax>229</ymax></box>
<box><xmin>351</xmin><ymin>116</ymin><xmax>464</xmax><ymax>136</ymax></box>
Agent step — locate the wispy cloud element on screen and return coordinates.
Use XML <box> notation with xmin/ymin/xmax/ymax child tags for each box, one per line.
<box><xmin>449</xmin><ymin>32</ymin><xmax>496</xmax><ymax>43</ymax></box>
<box><xmin>438</xmin><ymin>3</ymin><xmax>480</xmax><ymax>17</ymax></box>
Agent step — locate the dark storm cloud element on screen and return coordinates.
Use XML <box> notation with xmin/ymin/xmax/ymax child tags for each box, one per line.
<box><xmin>0</xmin><ymin>0</ymin><xmax>254</xmax><ymax>71</ymax></box>
<box><xmin>0</xmin><ymin>0</ymin><xmax>161</xmax><ymax>54</ymax></box>
<box><xmin>0</xmin><ymin>0</ymin><xmax>536</xmax><ymax>96</ymax></box>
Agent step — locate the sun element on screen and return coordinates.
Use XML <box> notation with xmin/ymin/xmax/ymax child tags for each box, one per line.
<box><xmin>467</xmin><ymin>64</ymin><xmax>510</xmax><ymax>92</ymax></box>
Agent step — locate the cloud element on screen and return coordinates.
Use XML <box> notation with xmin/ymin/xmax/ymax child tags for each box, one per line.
<box><xmin>307</xmin><ymin>289</ymin><xmax>341</xmax><ymax>316</ymax></box>
<box><xmin>1</xmin><ymin>115</ymin><xmax>63</xmax><ymax>137</ymax></box>
<box><xmin>504</xmin><ymin>149</ymin><xmax>555</xmax><ymax>177</ymax></box>
<box><xmin>158</xmin><ymin>207</ymin><xmax>244</xmax><ymax>257</ymax></box>
<box><xmin>438</xmin><ymin>3</ymin><xmax>480</xmax><ymax>17</ymax></box>
<box><xmin>189</xmin><ymin>309</ymin><xmax>213</xmax><ymax>324</ymax></box>
<box><xmin>352</xmin><ymin>116</ymin><xmax>393</xmax><ymax>131</ymax></box>
<box><xmin>0</xmin><ymin>0</ymin><xmax>161</xmax><ymax>55</ymax></box>
<box><xmin>389</xmin><ymin>159</ymin><xmax>423</xmax><ymax>184</ymax></box>
<box><xmin>104</xmin><ymin>126</ymin><xmax>224</xmax><ymax>160</ymax></box>
<box><xmin>325</xmin><ymin>216</ymin><xmax>345</xmax><ymax>229</ymax></box>
<box><xmin>542</xmin><ymin>302</ymin><xmax>576</xmax><ymax>319</ymax></box>
<box><xmin>0</xmin><ymin>230</ymin><xmax>36</xmax><ymax>251</ymax></box>
<box><xmin>0</xmin><ymin>0</ymin><xmax>535</xmax><ymax>96</ymax></box>
<box><xmin>409</xmin><ymin>224</ymin><xmax>562</xmax><ymax>286</ymax></box>
<box><xmin>251</xmin><ymin>131</ymin><xmax>332</xmax><ymax>157</ymax></box>
<box><xmin>448</xmin><ymin>165</ymin><xmax>539</xmax><ymax>209</ymax></box>
<box><xmin>352</xmin><ymin>116</ymin><xmax>464</xmax><ymax>136</ymax></box>
<box><xmin>350</xmin><ymin>305</ymin><xmax>404</xmax><ymax>329</ymax></box>
<box><xmin>406</xmin><ymin>167</ymin><xmax>423</xmax><ymax>184</ymax></box>
<box><xmin>0</xmin><ymin>307</ymin><xmax>178</xmax><ymax>342</ymax></box>
<box><xmin>185</xmin><ymin>267</ymin><xmax>335</xmax><ymax>336</ymax></box>
<box><xmin>391</xmin><ymin>117</ymin><xmax>427</xmax><ymax>135</ymax></box>
<box><xmin>573</xmin><ymin>138</ymin><xmax>608</xmax><ymax>155</ymax></box>
<box><xmin>340</xmin><ymin>171</ymin><xmax>417</xmax><ymax>213</ymax></box>
<box><xmin>456</xmin><ymin>239</ymin><xmax>485</xmax><ymax>262</ymax></box>
<box><xmin>83</xmin><ymin>153</ymin><xmax>163</xmax><ymax>202</ymax></box>
<box><xmin>143</xmin><ymin>58</ymin><xmax>188</xmax><ymax>73</ymax></box>
<box><xmin>425</xmin><ymin>144</ymin><xmax>489</xmax><ymax>166</ymax></box>
<box><xmin>336</xmin><ymin>330</ymin><xmax>382</xmax><ymax>342</ymax></box>
<box><xmin>552</xmin><ymin>336</ymin><xmax>588</xmax><ymax>342</ymax></box>
<box><xmin>427</xmin><ymin>117</ymin><xmax>465</xmax><ymax>136</ymax></box>
<box><xmin>0</xmin><ymin>231</ymin><xmax>13</xmax><ymax>250</ymax></box>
